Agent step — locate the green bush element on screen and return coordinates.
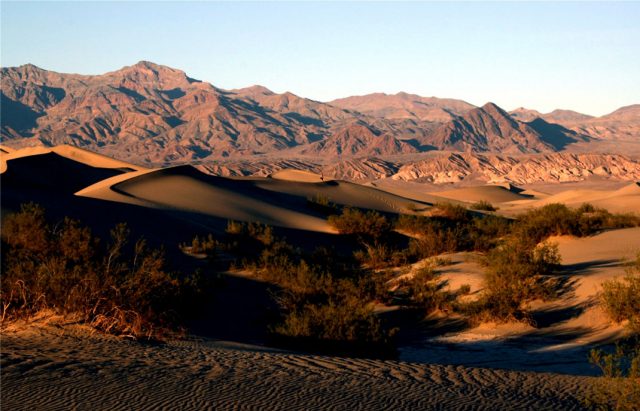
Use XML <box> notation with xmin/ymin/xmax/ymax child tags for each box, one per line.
<box><xmin>0</xmin><ymin>203</ymin><xmax>213</xmax><ymax>338</ymax></box>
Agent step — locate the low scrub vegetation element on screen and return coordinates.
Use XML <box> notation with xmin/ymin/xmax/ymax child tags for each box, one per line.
<box><xmin>516</xmin><ymin>203</ymin><xmax>640</xmax><ymax>244</ymax></box>
<box><xmin>306</xmin><ymin>193</ymin><xmax>337</xmax><ymax>215</ymax></box>
<box><xmin>218</xmin><ymin>221</ymin><xmax>396</xmax><ymax>356</ymax></box>
<box><xmin>586</xmin><ymin>343</ymin><xmax>640</xmax><ymax>411</ymax></box>
<box><xmin>600</xmin><ymin>253</ymin><xmax>640</xmax><ymax>335</ymax></box>
<box><xmin>0</xmin><ymin>203</ymin><xmax>213</xmax><ymax>338</ymax></box>
<box><xmin>462</xmin><ymin>239</ymin><xmax>561</xmax><ymax>323</ymax></box>
<box><xmin>470</xmin><ymin>200</ymin><xmax>498</xmax><ymax>212</ymax></box>
<box><xmin>328</xmin><ymin>207</ymin><xmax>392</xmax><ymax>243</ymax></box>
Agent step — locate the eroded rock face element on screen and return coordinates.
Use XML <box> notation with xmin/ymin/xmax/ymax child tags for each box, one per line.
<box><xmin>392</xmin><ymin>153</ymin><xmax>640</xmax><ymax>184</ymax></box>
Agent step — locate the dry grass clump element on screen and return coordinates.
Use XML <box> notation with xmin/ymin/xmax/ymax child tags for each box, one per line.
<box><xmin>1</xmin><ymin>203</ymin><xmax>213</xmax><ymax>339</ymax></box>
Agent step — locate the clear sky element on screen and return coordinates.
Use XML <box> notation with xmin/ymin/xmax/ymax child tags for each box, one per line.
<box><xmin>2</xmin><ymin>1</ymin><xmax>639</xmax><ymax>116</ymax></box>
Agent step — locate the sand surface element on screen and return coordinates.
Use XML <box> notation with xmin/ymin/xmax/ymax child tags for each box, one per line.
<box><xmin>1</xmin><ymin>323</ymin><xmax>590</xmax><ymax>411</ymax></box>
<box><xmin>0</xmin><ymin>144</ymin><xmax>144</xmax><ymax>174</ymax></box>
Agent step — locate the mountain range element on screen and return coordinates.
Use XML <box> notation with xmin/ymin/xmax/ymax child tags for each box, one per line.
<box><xmin>3</xmin><ymin>61</ymin><xmax>638</xmax><ymax>168</ymax></box>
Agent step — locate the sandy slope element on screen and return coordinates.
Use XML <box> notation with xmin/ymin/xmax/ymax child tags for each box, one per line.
<box><xmin>77</xmin><ymin>166</ymin><xmax>427</xmax><ymax>233</ymax></box>
<box><xmin>271</xmin><ymin>169</ymin><xmax>327</xmax><ymax>183</ymax></box>
<box><xmin>400</xmin><ymin>228</ymin><xmax>640</xmax><ymax>374</ymax></box>
<box><xmin>0</xmin><ymin>144</ymin><xmax>144</xmax><ymax>174</ymax></box>
<box><xmin>1</xmin><ymin>323</ymin><xmax>589</xmax><ymax>411</ymax></box>
<box><xmin>434</xmin><ymin>185</ymin><xmax>532</xmax><ymax>203</ymax></box>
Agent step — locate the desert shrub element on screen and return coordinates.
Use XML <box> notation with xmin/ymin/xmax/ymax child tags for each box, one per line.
<box><xmin>600</xmin><ymin>253</ymin><xmax>640</xmax><ymax>334</ymax></box>
<box><xmin>432</xmin><ymin>202</ymin><xmax>469</xmax><ymax>221</ymax></box>
<box><xmin>306</xmin><ymin>193</ymin><xmax>337</xmax><ymax>215</ymax></box>
<box><xmin>515</xmin><ymin>203</ymin><xmax>640</xmax><ymax>244</ymax></box>
<box><xmin>222</xmin><ymin>220</ymin><xmax>277</xmax><ymax>263</ymax></box>
<box><xmin>232</xmin><ymin>230</ymin><xmax>396</xmax><ymax>355</ymax></box>
<box><xmin>469</xmin><ymin>214</ymin><xmax>512</xmax><ymax>252</ymax></box>
<box><xmin>0</xmin><ymin>203</ymin><xmax>213</xmax><ymax>338</ymax></box>
<box><xmin>586</xmin><ymin>344</ymin><xmax>640</xmax><ymax>410</ymax></box>
<box><xmin>395</xmin><ymin>265</ymin><xmax>467</xmax><ymax>314</ymax></box>
<box><xmin>180</xmin><ymin>234</ymin><xmax>216</xmax><ymax>256</ymax></box>
<box><xmin>470</xmin><ymin>200</ymin><xmax>498</xmax><ymax>212</ymax></box>
<box><xmin>406</xmin><ymin>226</ymin><xmax>459</xmax><ymax>259</ymax></box>
<box><xmin>328</xmin><ymin>207</ymin><xmax>392</xmax><ymax>242</ymax></box>
<box><xmin>464</xmin><ymin>239</ymin><xmax>561</xmax><ymax>323</ymax></box>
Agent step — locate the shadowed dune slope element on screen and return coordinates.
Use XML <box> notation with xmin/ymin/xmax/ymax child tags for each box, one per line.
<box><xmin>78</xmin><ymin>166</ymin><xmax>428</xmax><ymax>232</ymax></box>
<box><xmin>0</xmin><ymin>144</ymin><xmax>144</xmax><ymax>174</ymax></box>
<box><xmin>80</xmin><ymin>166</ymin><xmax>335</xmax><ymax>233</ymax></box>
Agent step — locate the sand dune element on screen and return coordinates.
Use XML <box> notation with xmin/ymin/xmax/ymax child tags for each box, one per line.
<box><xmin>1</xmin><ymin>323</ymin><xmax>590</xmax><ymax>410</ymax></box>
<box><xmin>0</xmin><ymin>144</ymin><xmax>144</xmax><ymax>174</ymax></box>
<box><xmin>512</xmin><ymin>182</ymin><xmax>640</xmax><ymax>214</ymax></box>
<box><xmin>271</xmin><ymin>169</ymin><xmax>327</xmax><ymax>183</ymax></box>
<box><xmin>78</xmin><ymin>166</ymin><xmax>334</xmax><ymax>233</ymax></box>
<box><xmin>78</xmin><ymin>165</ymin><xmax>429</xmax><ymax>232</ymax></box>
<box><xmin>435</xmin><ymin>185</ymin><xmax>533</xmax><ymax>203</ymax></box>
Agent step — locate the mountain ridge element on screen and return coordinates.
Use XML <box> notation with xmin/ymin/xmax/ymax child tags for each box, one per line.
<box><xmin>1</xmin><ymin>61</ymin><xmax>638</xmax><ymax>165</ymax></box>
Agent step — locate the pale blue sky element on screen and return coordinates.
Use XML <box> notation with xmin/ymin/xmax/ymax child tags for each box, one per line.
<box><xmin>2</xmin><ymin>1</ymin><xmax>639</xmax><ymax>116</ymax></box>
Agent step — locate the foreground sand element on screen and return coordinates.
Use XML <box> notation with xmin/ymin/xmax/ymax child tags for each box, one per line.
<box><xmin>1</xmin><ymin>323</ymin><xmax>590</xmax><ymax>410</ymax></box>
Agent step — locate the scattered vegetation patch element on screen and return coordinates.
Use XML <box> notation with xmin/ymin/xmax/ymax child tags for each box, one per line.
<box><xmin>180</xmin><ymin>234</ymin><xmax>217</xmax><ymax>256</ymax></box>
<box><xmin>600</xmin><ymin>253</ymin><xmax>640</xmax><ymax>335</ymax></box>
<box><xmin>515</xmin><ymin>203</ymin><xmax>640</xmax><ymax>244</ymax></box>
<box><xmin>470</xmin><ymin>200</ymin><xmax>498</xmax><ymax>212</ymax></box>
<box><xmin>306</xmin><ymin>193</ymin><xmax>337</xmax><ymax>215</ymax></box>
<box><xmin>586</xmin><ymin>343</ymin><xmax>640</xmax><ymax>411</ymax></box>
<box><xmin>328</xmin><ymin>207</ymin><xmax>392</xmax><ymax>242</ymax></box>
<box><xmin>0</xmin><ymin>203</ymin><xmax>214</xmax><ymax>339</ymax></box>
<box><xmin>463</xmin><ymin>240</ymin><xmax>561</xmax><ymax>323</ymax></box>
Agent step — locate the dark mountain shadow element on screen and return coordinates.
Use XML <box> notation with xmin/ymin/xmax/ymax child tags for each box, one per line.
<box><xmin>283</xmin><ymin>112</ymin><xmax>325</xmax><ymax>127</ymax></box>
<box><xmin>526</xmin><ymin>118</ymin><xmax>584</xmax><ymax>150</ymax></box>
<box><xmin>116</xmin><ymin>86</ymin><xmax>146</xmax><ymax>102</ymax></box>
<box><xmin>40</xmin><ymin>85</ymin><xmax>66</xmax><ymax>103</ymax></box>
<box><xmin>163</xmin><ymin>115</ymin><xmax>185</xmax><ymax>128</ymax></box>
<box><xmin>402</xmin><ymin>138</ymin><xmax>438</xmax><ymax>152</ymax></box>
<box><xmin>0</xmin><ymin>93</ymin><xmax>44</xmax><ymax>133</ymax></box>
<box><xmin>160</xmin><ymin>88</ymin><xmax>186</xmax><ymax>100</ymax></box>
